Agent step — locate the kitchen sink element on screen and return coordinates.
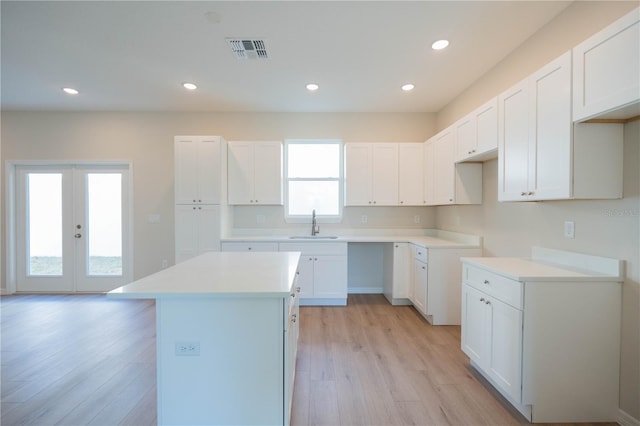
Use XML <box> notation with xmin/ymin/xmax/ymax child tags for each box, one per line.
<box><xmin>288</xmin><ymin>236</ymin><xmax>339</xmax><ymax>239</ymax></box>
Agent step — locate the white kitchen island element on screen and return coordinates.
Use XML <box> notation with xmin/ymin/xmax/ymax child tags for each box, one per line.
<box><xmin>108</xmin><ymin>251</ymin><xmax>301</xmax><ymax>426</ymax></box>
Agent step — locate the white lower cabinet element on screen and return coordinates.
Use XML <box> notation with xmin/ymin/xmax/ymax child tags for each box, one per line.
<box><xmin>462</xmin><ymin>282</ymin><xmax>523</xmax><ymax>403</ymax></box>
<box><xmin>279</xmin><ymin>242</ymin><xmax>348</xmax><ymax>305</ymax></box>
<box><xmin>284</xmin><ymin>279</ymin><xmax>300</xmax><ymax>426</ymax></box>
<box><xmin>220</xmin><ymin>241</ymin><xmax>279</xmax><ymax>252</ymax></box>
<box><xmin>461</xmin><ymin>255</ymin><xmax>622</xmax><ymax>423</ymax></box>
<box><xmin>410</xmin><ymin>245</ymin><xmax>428</xmax><ymax>315</ymax></box>
<box><xmin>175</xmin><ymin>204</ymin><xmax>221</xmax><ymax>264</ymax></box>
<box><xmin>383</xmin><ymin>242</ymin><xmax>411</xmax><ymax>305</ymax></box>
<box><xmin>406</xmin><ymin>245</ymin><xmax>482</xmax><ymax>325</ymax></box>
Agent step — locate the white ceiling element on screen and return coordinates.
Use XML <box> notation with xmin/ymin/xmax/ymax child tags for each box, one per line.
<box><xmin>1</xmin><ymin>1</ymin><xmax>571</xmax><ymax>113</ymax></box>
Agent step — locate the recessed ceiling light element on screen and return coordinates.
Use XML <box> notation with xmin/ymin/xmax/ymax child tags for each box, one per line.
<box><xmin>182</xmin><ymin>82</ymin><xmax>197</xmax><ymax>90</ymax></box>
<box><xmin>401</xmin><ymin>83</ymin><xmax>415</xmax><ymax>92</ymax></box>
<box><xmin>306</xmin><ymin>83</ymin><xmax>319</xmax><ymax>91</ymax></box>
<box><xmin>62</xmin><ymin>87</ymin><xmax>79</xmax><ymax>95</ymax></box>
<box><xmin>432</xmin><ymin>39</ymin><xmax>449</xmax><ymax>50</ymax></box>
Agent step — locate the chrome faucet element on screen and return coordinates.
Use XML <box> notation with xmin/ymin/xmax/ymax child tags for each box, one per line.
<box><xmin>311</xmin><ymin>209</ymin><xmax>320</xmax><ymax>236</ymax></box>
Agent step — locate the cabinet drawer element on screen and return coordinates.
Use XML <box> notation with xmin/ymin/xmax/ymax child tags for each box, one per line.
<box><xmin>463</xmin><ymin>264</ymin><xmax>523</xmax><ymax>309</ymax></box>
<box><xmin>279</xmin><ymin>242</ymin><xmax>347</xmax><ymax>256</ymax></box>
<box><xmin>412</xmin><ymin>245</ymin><xmax>428</xmax><ymax>263</ymax></box>
<box><xmin>220</xmin><ymin>242</ymin><xmax>279</xmax><ymax>252</ymax></box>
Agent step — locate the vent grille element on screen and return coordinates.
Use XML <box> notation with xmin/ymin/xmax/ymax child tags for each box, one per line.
<box><xmin>226</xmin><ymin>39</ymin><xmax>269</xmax><ymax>60</ymax></box>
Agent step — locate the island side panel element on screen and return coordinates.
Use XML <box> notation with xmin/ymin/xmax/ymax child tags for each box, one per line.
<box><xmin>156</xmin><ymin>297</ymin><xmax>285</xmax><ymax>426</ymax></box>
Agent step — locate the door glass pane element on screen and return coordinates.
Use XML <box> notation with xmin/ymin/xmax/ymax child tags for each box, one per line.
<box><xmin>27</xmin><ymin>173</ymin><xmax>63</xmax><ymax>276</ymax></box>
<box><xmin>87</xmin><ymin>173</ymin><xmax>122</xmax><ymax>276</ymax></box>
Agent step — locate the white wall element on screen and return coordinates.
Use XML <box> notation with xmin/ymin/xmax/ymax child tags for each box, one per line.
<box><xmin>434</xmin><ymin>1</ymin><xmax>640</xmax><ymax>419</ymax></box>
<box><xmin>1</xmin><ymin>111</ymin><xmax>435</xmax><ymax>283</ymax></box>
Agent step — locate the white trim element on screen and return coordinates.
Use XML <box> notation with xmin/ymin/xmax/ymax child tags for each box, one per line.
<box><xmin>299</xmin><ymin>298</ymin><xmax>347</xmax><ymax>306</ymax></box>
<box><xmin>348</xmin><ymin>287</ymin><xmax>384</xmax><ymax>294</ymax></box>
<box><xmin>618</xmin><ymin>409</ymin><xmax>640</xmax><ymax>426</ymax></box>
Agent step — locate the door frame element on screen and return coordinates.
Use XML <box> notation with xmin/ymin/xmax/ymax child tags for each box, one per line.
<box><xmin>5</xmin><ymin>160</ymin><xmax>134</xmax><ymax>294</ymax></box>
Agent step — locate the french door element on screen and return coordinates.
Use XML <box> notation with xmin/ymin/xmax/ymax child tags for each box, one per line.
<box><xmin>15</xmin><ymin>164</ymin><xmax>131</xmax><ymax>292</ymax></box>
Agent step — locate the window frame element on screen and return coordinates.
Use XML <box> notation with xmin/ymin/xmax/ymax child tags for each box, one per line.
<box><xmin>283</xmin><ymin>139</ymin><xmax>344</xmax><ymax>224</ymax></box>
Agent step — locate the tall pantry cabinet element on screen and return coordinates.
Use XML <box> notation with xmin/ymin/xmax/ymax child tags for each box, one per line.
<box><xmin>174</xmin><ymin>136</ymin><xmax>228</xmax><ymax>264</ymax></box>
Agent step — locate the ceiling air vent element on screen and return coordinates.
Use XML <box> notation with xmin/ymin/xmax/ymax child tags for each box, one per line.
<box><xmin>226</xmin><ymin>39</ymin><xmax>269</xmax><ymax>60</ymax></box>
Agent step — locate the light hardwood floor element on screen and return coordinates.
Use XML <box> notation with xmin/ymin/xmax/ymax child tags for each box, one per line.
<box><xmin>1</xmin><ymin>294</ymin><xmax>615</xmax><ymax>426</ymax></box>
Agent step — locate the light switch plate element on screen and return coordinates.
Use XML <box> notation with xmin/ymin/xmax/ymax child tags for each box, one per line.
<box><xmin>564</xmin><ymin>221</ymin><xmax>575</xmax><ymax>239</ymax></box>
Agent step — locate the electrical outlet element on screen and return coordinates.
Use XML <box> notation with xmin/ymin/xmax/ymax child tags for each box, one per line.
<box><xmin>564</xmin><ymin>221</ymin><xmax>575</xmax><ymax>239</ymax></box>
<box><xmin>161</xmin><ymin>259</ymin><xmax>168</xmax><ymax>269</ymax></box>
<box><xmin>256</xmin><ymin>214</ymin><xmax>266</xmax><ymax>224</ymax></box>
<box><xmin>414</xmin><ymin>215</ymin><xmax>420</xmax><ymax>224</ymax></box>
<box><xmin>361</xmin><ymin>215</ymin><xmax>368</xmax><ymax>224</ymax></box>
<box><xmin>175</xmin><ymin>341</ymin><xmax>200</xmax><ymax>356</ymax></box>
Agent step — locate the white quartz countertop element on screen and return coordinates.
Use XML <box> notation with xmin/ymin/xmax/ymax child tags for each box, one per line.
<box><xmin>461</xmin><ymin>254</ymin><xmax>623</xmax><ymax>282</ymax></box>
<box><xmin>221</xmin><ymin>231</ymin><xmax>481</xmax><ymax>249</ymax></box>
<box><xmin>107</xmin><ymin>252</ymin><xmax>301</xmax><ymax>299</ymax></box>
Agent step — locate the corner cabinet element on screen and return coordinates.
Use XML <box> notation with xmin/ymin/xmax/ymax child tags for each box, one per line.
<box><xmin>345</xmin><ymin>143</ymin><xmax>398</xmax><ymax>206</ymax></box>
<box><xmin>573</xmin><ymin>7</ymin><xmax>640</xmax><ymax>121</ymax></box>
<box><xmin>228</xmin><ymin>141</ymin><xmax>283</xmax><ymax>205</ymax></box>
<box><xmin>407</xmin><ymin>244</ymin><xmax>482</xmax><ymax>325</ymax></box>
<box><xmin>498</xmin><ymin>51</ymin><xmax>623</xmax><ymax>202</ymax></box>
<box><xmin>174</xmin><ymin>136</ymin><xmax>226</xmax><ymax>264</ymax></box>
<box><xmin>461</xmin><ymin>251</ymin><xmax>622</xmax><ymax>423</ymax></box>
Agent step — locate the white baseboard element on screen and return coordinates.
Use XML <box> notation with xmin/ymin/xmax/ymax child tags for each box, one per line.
<box><xmin>347</xmin><ymin>287</ymin><xmax>384</xmax><ymax>294</ymax></box>
<box><xmin>0</xmin><ymin>288</ymin><xmax>13</xmax><ymax>296</ymax></box>
<box><xmin>618</xmin><ymin>409</ymin><xmax>640</xmax><ymax>426</ymax></box>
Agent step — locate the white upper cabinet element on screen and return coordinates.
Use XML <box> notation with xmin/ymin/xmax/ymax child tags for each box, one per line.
<box><xmin>499</xmin><ymin>51</ymin><xmax>623</xmax><ymax>202</ymax></box>
<box><xmin>573</xmin><ymin>7</ymin><xmax>640</xmax><ymax>121</ymax></box>
<box><xmin>455</xmin><ymin>97</ymin><xmax>499</xmax><ymax>162</ymax></box>
<box><xmin>398</xmin><ymin>143</ymin><xmax>424</xmax><ymax>206</ymax></box>
<box><xmin>175</xmin><ymin>136</ymin><xmax>226</xmax><ymax>205</ymax></box>
<box><xmin>345</xmin><ymin>143</ymin><xmax>398</xmax><ymax>206</ymax></box>
<box><xmin>424</xmin><ymin>131</ymin><xmax>482</xmax><ymax>206</ymax></box>
<box><xmin>228</xmin><ymin>141</ymin><xmax>283</xmax><ymax>205</ymax></box>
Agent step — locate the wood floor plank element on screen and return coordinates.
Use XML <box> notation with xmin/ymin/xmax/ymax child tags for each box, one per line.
<box><xmin>1</xmin><ymin>293</ymin><xmax>619</xmax><ymax>426</ymax></box>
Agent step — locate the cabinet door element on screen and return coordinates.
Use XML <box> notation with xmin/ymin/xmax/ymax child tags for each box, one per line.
<box><xmin>228</xmin><ymin>142</ymin><xmax>254</xmax><ymax>204</ymax></box>
<box><xmin>175</xmin><ymin>136</ymin><xmax>221</xmax><ymax>204</ymax></box>
<box><xmin>398</xmin><ymin>144</ymin><xmax>424</xmax><ymax>206</ymax></box>
<box><xmin>175</xmin><ymin>205</ymin><xmax>199</xmax><ymax>263</ymax></box>
<box><xmin>313</xmin><ymin>255</ymin><xmax>347</xmax><ymax>299</ymax></box>
<box><xmin>196</xmin><ymin>138</ymin><xmax>222</xmax><ymax>204</ymax></box>
<box><xmin>487</xmin><ymin>297</ymin><xmax>523</xmax><ymax>403</ymax></box>
<box><xmin>345</xmin><ymin>144</ymin><xmax>372</xmax><ymax>206</ymax></box>
<box><xmin>455</xmin><ymin>115</ymin><xmax>476</xmax><ymax>161</ymax></box>
<box><xmin>498</xmin><ymin>79</ymin><xmax>530</xmax><ymax>201</ymax></box>
<box><xmin>433</xmin><ymin>131</ymin><xmax>455</xmax><ymax>205</ymax></box>
<box><xmin>475</xmin><ymin>97</ymin><xmax>498</xmax><ymax>154</ymax></box>
<box><xmin>461</xmin><ymin>284</ymin><xmax>487</xmax><ymax>367</ymax></box>
<box><xmin>423</xmin><ymin>139</ymin><xmax>435</xmax><ymax>205</ymax></box>
<box><xmin>391</xmin><ymin>243</ymin><xmax>410</xmax><ymax>299</ymax></box>
<box><xmin>573</xmin><ymin>8</ymin><xmax>640</xmax><ymax>121</ymax></box>
<box><xmin>528</xmin><ymin>52</ymin><xmax>572</xmax><ymax>200</ymax></box>
<box><xmin>254</xmin><ymin>142</ymin><xmax>283</xmax><ymax>205</ymax></box>
<box><xmin>296</xmin><ymin>256</ymin><xmax>315</xmax><ymax>298</ymax></box>
<box><xmin>175</xmin><ymin>137</ymin><xmax>200</xmax><ymax>204</ymax></box>
<box><xmin>197</xmin><ymin>205</ymin><xmax>221</xmax><ymax>254</ymax></box>
<box><xmin>412</xmin><ymin>260</ymin><xmax>428</xmax><ymax>315</ymax></box>
<box><xmin>175</xmin><ymin>205</ymin><xmax>221</xmax><ymax>263</ymax></box>
<box><xmin>371</xmin><ymin>143</ymin><xmax>399</xmax><ymax>206</ymax></box>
